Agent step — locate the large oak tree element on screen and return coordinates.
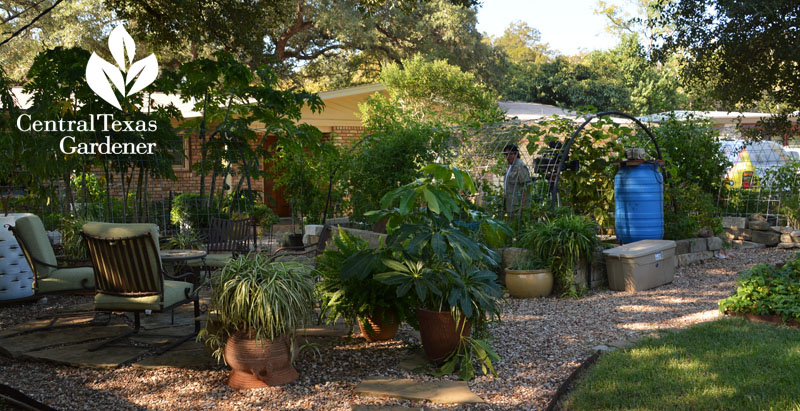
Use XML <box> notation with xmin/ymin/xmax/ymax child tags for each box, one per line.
<box><xmin>653</xmin><ymin>0</ymin><xmax>800</xmax><ymax>112</ymax></box>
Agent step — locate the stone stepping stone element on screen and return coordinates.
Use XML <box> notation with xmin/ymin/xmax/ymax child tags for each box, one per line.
<box><xmin>397</xmin><ymin>349</ymin><xmax>432</xmax><ymax>373</ymax></box>
<box><xmin>0</xmin><ymin>324</ymin><xmax>131</xmax><ymax>358</ymax></box>
<box><xmin>22</xmin><ymin>340</ymin><xmax>148</xmax><ymax>368</ymax></box>
<box><xmin>0</xmin><ymin>314</ymin><xmax>99</xmax><ymax>338</ymax></box>
<box><xmin>133</xmin><ymin>340</ymin><xmax>217</xmax><ymax>370</ymax></box>
<box><xmin>354</xmin><ymin>378</ymin><xmax>484</xmax><ymax>404</ymax></box>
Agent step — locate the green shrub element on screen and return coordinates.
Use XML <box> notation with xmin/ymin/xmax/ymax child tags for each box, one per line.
<box><xmin>249</xmin><ymin>204</ymin><xmax>279</xmax><ymax>228</ymax></box>
<box><xmin>170</xmin><ymin>193</ymin><xmax>226</xmax><ymax>232</ymax></box>
<box><xmin>654</xmin><ymin>114</ymin><xmax>730</xmax><ymax>195</ymax></box>
<box><xmin>719</xmin><ymin>254</ymin><xmax>800</xmax><ymax>322</ymax></box>
<box><xmin>345</xmin><ymin>125</ymin><xmax>441</xmax><ymax>222</ymax></box>
<box><xmin>70</xmin><ymin>173</ymin><xmax>106</xmax><ymax>203</ymax></box>
<box><xmin>664</xmin><ymin>181</ymin><xmax>722</xmax><ymax>239</ymax></box>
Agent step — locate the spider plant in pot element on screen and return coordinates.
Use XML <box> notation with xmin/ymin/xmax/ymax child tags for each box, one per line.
<box><xmin>518</xmin><ymin>213</ymin><xmax>598</xmax><ymax>298</ymax></box>
<box><xmin>504</xmin><ymin>253</ymin><xmax>553</xmax><ymax>298</ymax></box>
<box><xmin>350</xmin><ymin>163</ymin><xmax>508</xmax><ymax>380</ymax></box>
<box><xmin>315</xmin><ymin>228</ymin><xmax>409</xmax><ymax>342</ymax></box>
<box><xmin>198</xmin><ymin>254</ymin><xmax>315</xmax><ymax>389</ymax></box>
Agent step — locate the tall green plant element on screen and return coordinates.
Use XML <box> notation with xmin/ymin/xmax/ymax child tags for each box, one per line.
<box><xmin>199</xmin><ymin>256</ymin><xmax>315</xmax><ymax>362</ymax></box>
<box><xmin>316</xmin><ymin>229</ymin><xmax>407</xmax><ymax>332</ymax></box>
<box><xmin>346</xmin><ymin>163</ymin><xmax>509</xmax><ymax>380</ymax></box>
<box><xmin>519</xmin><ymin>214</ymin><xmax>598</xmax><ymax>297</ymax></box>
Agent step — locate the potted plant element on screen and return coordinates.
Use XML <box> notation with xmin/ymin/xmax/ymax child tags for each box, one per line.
<box><xmin>519</xmin><ymin>213</ymin><xmax>598</xmax><ymax>297</ymax></box>
<box><xmin>351</xmin><ymin>163</ymin><xmax>507</xmax><ymax>380</ymax></box>
<box><xmin>316</xmin><ymin>228</ymin><xmax>408</xmax><ymax>341</ymax></box>
<box><xmin>199</xmin><ymin>255</ymin><xmax>315</xmax><ymax>389</ymax></box>
<box><xmin>504</xmin><ymin>253</ymin><xmax>553</xmax><ymax>298</ymax></box>
<box><xmin>248</xmin><ymin>204</ymin><xmax>279</xmax><ymax>237</ymax></box>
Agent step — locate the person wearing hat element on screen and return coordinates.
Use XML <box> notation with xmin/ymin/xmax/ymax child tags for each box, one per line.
<box><xmin>503</xmin><ymin>144</ymin><xmax>530</xmax><ymax>217</ymax></box>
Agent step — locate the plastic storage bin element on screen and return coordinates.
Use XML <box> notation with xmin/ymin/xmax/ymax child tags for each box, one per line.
<box><xmin>603</xmin><ymin>239</ymin><xmax>676</xmax><ymax>291</ymax></box>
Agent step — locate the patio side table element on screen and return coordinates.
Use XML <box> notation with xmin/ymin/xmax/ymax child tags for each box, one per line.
<box><xmin>159</xmin><ymin>249</ymin><xmax>208</xmax><ymax>285</ymax></box>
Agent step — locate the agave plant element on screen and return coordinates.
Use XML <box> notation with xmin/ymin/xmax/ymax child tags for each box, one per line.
<box><xmin>199</xmin><ymin>254</ymin><xmax>315</xmax><ymax>362</ymax></box>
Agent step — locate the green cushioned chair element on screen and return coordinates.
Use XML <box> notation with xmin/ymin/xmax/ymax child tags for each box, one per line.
<box><xmin>8</xmin><ymin>214</ymin><xmax>94</xmax><ymax>295</ymax></box>
<box><xmin>81</xmin><ymin>222</ymin><xmax>199</xmax><ymax>352</ymax></box>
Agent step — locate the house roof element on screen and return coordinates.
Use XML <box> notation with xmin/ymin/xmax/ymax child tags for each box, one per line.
<box><xmin>497</xmin><ymin>101</ymin><xmax>577</xmax><ymax>120</ymax></box>
<box><xmin>637</xmin><ymin>110</ymin><xmax>798</xmax><ymax>125</ymax></box>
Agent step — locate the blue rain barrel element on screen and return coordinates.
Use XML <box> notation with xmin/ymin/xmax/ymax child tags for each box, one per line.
<box><xmin>614</xmin><ymin>163</ymin><xmax>664</xmax><ymax>244</ymax></box>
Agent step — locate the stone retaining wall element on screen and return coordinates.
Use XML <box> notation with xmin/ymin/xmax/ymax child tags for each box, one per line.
<box><xmin>722</xmin><ymin>215</ymin><xmax>800</xmax><ymax>250</ymax></box>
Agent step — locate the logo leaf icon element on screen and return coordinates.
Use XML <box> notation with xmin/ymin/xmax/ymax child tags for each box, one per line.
<box><xmin>86</xmin><ymin>53</ymin><xmax>124</xmax><ymax>109</ymax></box>
<box><xmin>108</xmin><ymin>25</ymin><xmax>135</xmax><ymax>72</ymax></box>
<box><xmin>84</xmin><ymin>24</ymin><xmax>159</xmax><ymax>110</ymax></box>
<box><xmin>126</xmin><ymin>54</ymin><xmax>158</xmax><ymax>96</ymax></box>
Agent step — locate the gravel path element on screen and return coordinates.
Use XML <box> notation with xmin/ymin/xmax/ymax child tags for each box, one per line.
<box><xmin>0</xmin><ymin>247</ymin><xmax>793</xmax><ymax>410</ymax></box>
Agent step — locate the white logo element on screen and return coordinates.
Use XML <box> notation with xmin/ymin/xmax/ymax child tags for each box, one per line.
<box><xmin>85</xmin><ymin>25</ymin><xmax>158</xmax><ymax>110</ymax></box>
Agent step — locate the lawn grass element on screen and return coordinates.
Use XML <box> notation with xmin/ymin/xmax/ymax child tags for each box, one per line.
<box><xmin>564</xmin><ymin>317</ymin><xmax>800</xmax><ymax>410</ymax></box>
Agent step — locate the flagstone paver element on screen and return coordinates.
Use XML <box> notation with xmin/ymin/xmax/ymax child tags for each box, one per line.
<box><xmin>0</xmin><ymin>323</ymin><xmax>131</xmax><ymax>358</ymax></box>
<box><xmin>133</xmin><ymin>340</ymin><xmax>218</xmax><ymax>370</ymax></box>
<box><xmin>21</xmin><ymin>341</ymin><xmax>148</xmax><ymax>369</ymax></box>
<box><xmin>397</xmin><ymin>349</ymin><xmax>430</xmax><ymax>373</ymax></box>
<box><xmin>354</xmin><ymin>378</ymin><xmax>484</xmax><ymax>404</ymax></box>
<box><xmin>0</xmin><ymin>314</ymin><xmax>100</xmax><ymax>338</ymax></box>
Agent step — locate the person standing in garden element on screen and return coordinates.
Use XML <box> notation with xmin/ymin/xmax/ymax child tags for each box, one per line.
<box><xmin>503</xmin><ymin>144</ymin><xmax>530</xmax><ymax>217</ymax></box>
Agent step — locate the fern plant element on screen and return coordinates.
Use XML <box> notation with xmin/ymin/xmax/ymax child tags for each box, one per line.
<box><xmin>315</xmin><ymin>228</ymin><xmax>408</xmax><ymax>333</ymax></box>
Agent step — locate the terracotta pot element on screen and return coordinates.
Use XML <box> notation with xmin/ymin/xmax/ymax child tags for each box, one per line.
<box><xmin>417</xmin><ymin>308</ymin><xmax>471</xmax><ymax>363</ymax></box>
<box><xmin>224</xmin><ymin>331</ymin><xmax>298</xmax><ymax>389</ymax></box>
<box><xmin>358</xmin><ymin>310</ymin><xmax>400</xmax><ymax>342</ymax></box>
<box><xmin>504</xmin><ymin>268</ymin><xmax>553</xmax><ymax>298</ymax></box>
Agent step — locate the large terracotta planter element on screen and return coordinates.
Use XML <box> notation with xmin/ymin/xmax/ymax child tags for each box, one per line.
<box><xmin>417</xmin><ymin>308</ymin><xmax>471</xmax><ymax>363</ymax></box>
<box><xmin>224</xmin><ymin>331</ymin><xmax>298</xmax><ymax>389</ymax></box>
<box><xmin>504</xmin><ymin>268</ymin><xmax>553</xmax><ymax>298</ymax></box>
<box><xmin>358</xmin><ymin>310</ymin><xmax>400</xmax><ymax>342</ymax></box>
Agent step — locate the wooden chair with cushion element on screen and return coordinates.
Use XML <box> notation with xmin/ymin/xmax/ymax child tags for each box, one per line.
<box><xmin>6</xmin><ymin>214</ymin><xmax>94</xmax><ymax>295</ymax></box>
<box><xmin>81</xmin><ymin>222</ymin><xmax>199</xmax><ymax>352</ymax></box>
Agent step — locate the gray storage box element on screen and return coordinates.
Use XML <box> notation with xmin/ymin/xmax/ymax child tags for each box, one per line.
<box><xmin>603</xmin><ymin>240</ymin><xmax>676</xmax><ymax>291</ymax></box>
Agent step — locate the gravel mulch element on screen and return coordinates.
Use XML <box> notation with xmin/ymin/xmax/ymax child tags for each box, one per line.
<box><xmin>0</xmin><ymin>248</ymin><xmax>793</xmax><ymax>410</ymax></box>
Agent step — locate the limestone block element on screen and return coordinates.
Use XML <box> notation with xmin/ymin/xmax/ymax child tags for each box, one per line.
<box><xmin>721</xmin><ymin>216</ymin><xmax>746</xmax><ymax>229</ymax></box>
<box><xmin>724</xmin><ymin>228</ymin><xmax>751</xmax><ymax>241</ymax></box>
<box><xmin>750</xmin><ymin>230</ymin><xmax>780</xmax><ymax>246</ymax></box>
<box><xmin>674</xmin><ymin>239</ymin><xmax>691</xmax><ymax>255</ymax></box>
<box><xmin>771</xmin><ymin>226</ymin><xmax>794</xmax><ymax>234</ymax></box>
<box><xmin>707</xmin><ymin>236</ymin><xmax>723</xmax><ymax>251</ymax></box>
<box><xmin>677</xmin><ymin>251</ymin><xmax>714</xmax><ymax>266</ymax></box>
<box><xmin>781</xmin><ymin>234</ymin><xmax>793</xmax><ymax>243</ymax></box>
<box><xmin>747</xmin><ymin>220</ymin><xmax>771</xmax><ymax>231</ymax></box>
<box><xmin>749</xmin><ymin>213</ymin><xmax>767</xmax><ymax>222</ymax></box>
<box><xmin>303</xmin><ymin>224</ymin><xmax>323</xmax><ymax>236</ymax></box>
<box><xmin>792</xmin><ymin>230</ymin><xmax>800</xmax><ymax>238</ymax></box>
<box><xmin>777</xmin><ymin>243</ymin><xmax>798</xmax><ymax>249</ymax></box>
<box><xmin>689</xmin><ymin>238</ymin><xmax>707</xmax><ymax>253</ymax></box>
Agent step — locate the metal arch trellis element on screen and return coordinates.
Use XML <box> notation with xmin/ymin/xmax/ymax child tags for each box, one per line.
<box><xmin>549</xmin><ymin>111</ymin><xmax>668</xmax><ymax>210</ymax></box>
<box><xmin>440</xmin><ymin>111</ymin><xmax>668</xmax><ymax>223</ymax></box>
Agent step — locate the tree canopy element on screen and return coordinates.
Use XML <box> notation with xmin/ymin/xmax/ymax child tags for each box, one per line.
<box><xmin>653</xmin><ymin>0</ymin><xmax>800</xmax><ymax>112</ymax></box>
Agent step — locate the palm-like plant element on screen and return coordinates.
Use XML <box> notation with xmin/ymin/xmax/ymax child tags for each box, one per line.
<box><xmin>199</xmin><ymin>255</ymin><xmax>315</xmax><ymax>362</ymax></box>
